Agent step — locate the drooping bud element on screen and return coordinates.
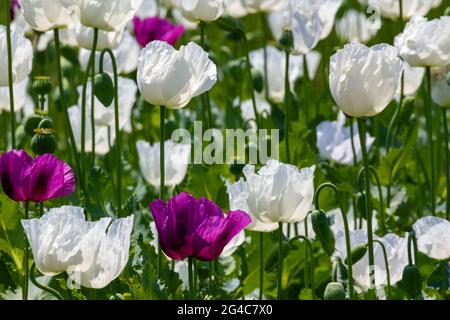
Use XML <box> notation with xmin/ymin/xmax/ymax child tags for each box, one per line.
<box><xmin>345</xmin><ymin>244</ymin><xmax>368</xmax><ymax>265</ymax></box>
<box><xmin>31</xmin><ymin>129</ymin><xmax>56</xmax><ymax>155</ymax></box>
<box><xmin>402</xmin><ymin>264</ymin><xmax>422</xmax><ymax>299</ymax></box>
<box><xmin>332</xmin><ymin>257</ymin><xmax>348</xmax><ymax>283</ymax></box>
<box><xmin>93</xmin><ymin>72</ymin><xmax>114</xmax><ymax>107</ymax></box>
<box><xmin>324</xmin><ymin>282</ymin><xmax>346</xmax><ymax>300</ymax></box>
<box><xmin>251</xmin><ymin>69</ymin><xmax>264</xmax><ymax>93</ymax></box>
<box><xmin>311</xmin><ymin>209</ymin><xmax>335</xmax><ymax>256</ymax></box>
<box><xmin>32</xmin><ymin>76</ymin><xmax>52</xmax><ymax>96</ymax></box>
<box><xmin>279</xmin><ymin>29</ymin><xmax>294</xmax><ymax>51</ymax></box>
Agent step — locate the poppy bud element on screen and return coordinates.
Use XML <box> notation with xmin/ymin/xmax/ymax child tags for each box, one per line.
<box><xmin>110</xmin><ymin>294</ymin><xmax>125</xmax><ymax>300</ymax></box>
<box><xmin>38</xmin><ymin>118</ymin><xmax>54</xmax><ymax>130</ymax></box>
<box><xmin>357</xmin><ymin>193</ymin><xmax>366</xmax><ymax>219</ymax></box>
<box><xmin>24</xmin><ymin>114</ymin><xmax>44</xmax><ymax>137</ymax></box>
<box><xmin>265</xmin><ymin>240</ymin><xmax>290</xmax><ymax>272</ymax></box>
<box><xmin>32</xmin><ymin>76</ymin><xmax>52</xmax><ymax>96</ymax></box>
<box><xmin>311</xmin><ymin>209</ymin><xmax>335</xmax><ymax>256</ymax></box>
<box><xmin>332</xmin><ymin>257</ymin><xmax>348</xmax><ymax>283</ymax></box>
<box><xmin>324</xmin><ymin>282</ymin><xmax>346</xmax><ymax>300</ymax></box>
<box><xmin>279</xmin><ymin>29</ymin><xmax>294</xmax><ymax>51</ymax></box>
<box><xmin>345</xmin><ymin>244</ymin><xmax>367</xmax><ymax>265</ymax></box>
<box><xmin>94</xmin><ymin>73</ymin><xmax>114</xmax><ymax>107</ymax></box>
<box><xmin>251</xmin><ymin>69</ymin><xmax>264</xmax><ymax>93</ymax></box>
<box><xmin>402</xmin><ymin>264</ymin><xmax>422</xmax><ymax>299</ymax></box>
<box><xmin>31</xmin><ymin>129</ymin><xmax>56</xmax><ymax>155</ymax></box>
<box><xmin>61</xmin><ymin>57</ymin><xmax>75</xmax><ymax>79</ymax></box>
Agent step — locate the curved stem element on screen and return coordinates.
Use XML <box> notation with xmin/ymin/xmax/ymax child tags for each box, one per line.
<box><xmin>99</xmin><ymin>49</ymin><xmax>122</xmax><ymax>217</ymax></box>
<box><xmin>373</xmin><ymin>240</ymin><xmax>391</xmax><ymax>299</ymax></box>
<box><xmin>386</xmin><ymin>73</ymin><xmax>404</xmax><ymax>151</ymax></box>
<box><xmin>242</xmin><ymin>33</ymin><xmax>261</xmax><ymax>130</ymax></box>
<box><xmin>259</xmin><ymin>12</ymin><xmax>270</xmax><ymax>102</ymax></box>
<box><xmin>259</xmin><ymin>233</ymin><xmax>264</xmax><ymax>300</ymax></box>
<box><xmin>22</xmin><ymin>201</ymin><xmax>29</xmax><ymax>300</ymax></box>
<box><xmin>80</xmin><ymin>28</ymin><xmax>99</xmax><ymax>193</ymax></box>
<box><xmin>5</xmin><ymin>0</ymin><xmax>15</xmax><ymax>149</ymax></box>
<box><xmin>284</xmin><ymin>50</ymin><xmax>291</xmax><ymax>163</ymax></box>
<box><xmin>158</xmin><ymin>106</ymin><xmax>166</xmax><ymax>277</ymax></box>
<box><xmin>30</xmin><ymin>263</ymin><xmax>64</xmax><ymax>300</ymax></box>
<box><xmin>302</xmin><ymin>55</ymin><xmax>310</xmax><ymax>122</ymax></box>
<box><xmin>277</xmin><ymin>222</ymin><xmax>283</xmax><ymax>300</ymax></box>
<box><xmin>357</xmin><ymin>118</ymin><xmax>376</xmax><ymax>295</ymax></box>
<box><xmin>91</xmin><ymin>59</ymin><xmax>96</xmax><ymax>159</ymax></box>
<box><xmin>290</xmin><ymin>235</ymin><xmax>315</xmax><ymax>300</ymax></box>
<box><xmin>442</xmin><ymin>108</ymin><xmax>450</xmax><ymax>220</ymax></box>
<box><xmin>424</xmin><ymin>67</ymin><xmax>436</xmax><ymax>215</ymax></box>
<box><xmin>199</xmin><ymin>21</ymin><xmax>212</xmax><ymax>128</ymax></box>
<box><xmin>54</xmin><ymin>29</ymin><xmax>82</xmax><ymax>189</ymax></box>
<box><xmin>314</xmin><ymin>183</ymin><xmax>354</xmax><ymax>300</ymax></box>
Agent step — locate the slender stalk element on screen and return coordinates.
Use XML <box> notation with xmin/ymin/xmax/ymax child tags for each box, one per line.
<box><xmin>373</xmin><ymin>240</ymin><xmax>392</xmax><ymax>299</ymax></box>
<box><xmin>199</xmin><ymin>22</ymin><xmax>212</xmax><ymax>128</ymax></box>
<box><xmin>260</xmin><ymin>12</ymin><xmax>270</xmax><ymax>101</ymax></box>
<box><xmin>302</xmin><ymin>55</ymin><xmax>310</xmax><ymax>122</ymax></box>
<box><xmin>398</xmin><ymin>0</ymin><xmax>404</xmax><ymax>31</ymax></box>
<box><xmin>350</xmin><ymin>118</ymin><xmax>358</xmax><ymax>167</ymax></box>
<box><xmin>80</xmin><ymin>28</ymin><xmax>99</xmax><ymax>191</ymax></box>
<box><xmin>23</xmin><ymin>201</ymin><xmax>29</xmax><ymax>300</ymax></box>
<box><xmin>30</xmin><ymin>263</ymin><xmax>64</xmax><ymax>300</ymax></box>
<box><xmin>259</xmin><ymin>233</ymin><xmax>264</xmax><ymax>300</ymax></box>
<box><xmin>276</xmin><ymin>222</ymin><xmax>283</xmax><ymax>299</ymax></box>
<box><xmin>357</xmin><ymin>118</ymin><xmax>376</xmax><ymax>295</ymax></box>
<box><xmin>386</xmin><ymin>73</ymin><xmax>404</xmax><ymax>151</ymax></box>
<box><xmin>315</xmin><ymin>183</ymin><xmax>355</xmax><ymax>300</ymax></box>
<box><xmin>303</xmin><ymin>218</ymin><xmax>309</xmax><ymax>292</ymax></box>
<box><xmin>284</xmin><ymin>51</ymin><xmax>291</xmax><ymax>162</ymax></box>
<box><xmin>290</xmin><ymin>235</ymin><xmax>315</xmax><ymax>300</ymax></box>
<box><xmin>242</xmin><ymin>34</ymin><xmax>261</xmax><ymax>129</ymax></box>
<box><xmin>91</xmin><ymin>60</ymin><xmax>96</xmax><ymax>159</ymax></box>
<box><xmin>188</xmin><ymin>257</ymin><xmax>194</xmax><ymax>300</ymax></box>
<box><xmin>442</xmin><ymin>108</ymin><xmax>450</xmax><ymax>220</ymax></box>
<box><xmin>158</xmin><ymin>106</ymin><xmax>166</xmax><ymax>277</ymax></box>
<box><xmin>424</xmin><ymin>67</ymin><xmax>436</xmax><ymax>215</ymax></box>
<box><xmin>407</xmin><ymin>232</ymin><xmax>415</xmax><ymax>265</ymax></box>
<box><xmin>99</xmin><ymin>49</ymin><xmax>122</xmax><ymax>217</ymax></box>
<box><xmin>5</xmin><ymin>0</ymin><xmax>15</xmax><ymax>149</ymax></box>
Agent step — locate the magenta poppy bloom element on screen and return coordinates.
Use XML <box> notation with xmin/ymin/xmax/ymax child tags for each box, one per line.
<box><xmin>0</xmin><ymin>150</ymin><xmax>75</xmax><ymax>203</ymax></box>
<box><xmin>132</xmin><ymin>16</ymin><xmax>185</xmax><ymax>48</ymax></box>
<box><xmin>10</xmin><ymin>0</ymin><xmax>19</xmax><ymax>20</ymax></box>
<box><xmin>150</xmin><ymin>192</ymin><xmax>251</xmax><ymax>261</ymax></box>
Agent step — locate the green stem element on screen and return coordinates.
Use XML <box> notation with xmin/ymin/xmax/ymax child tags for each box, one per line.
<box><xmin>442</xmin><ymin>108</ymin><xmax>450</xmax><ymax>220</ymax></box>
<box><xmin>30</xmin><ymin>263</ymin><xmax>64</xmax><ymax>300</ymax></box>
<box><xmin>290</xmin><ymin>235</ymin><xmax>315</xmax><ymax>300</ymax></box>
<box><xmin>188</xmin><ymin>257</ymin><xmax>194</xmax><ymax>300</ymax></box>
<box><xmin>158</xmin><ymin>106</ymin><xmax>166</xmax><ymax>277</ymax></box>
<box><xmin>242</xmin><ymin>34</ymin><xmax>261</xmax><ymax>129</ymax></box>
<box><xmin>99</xmin><ymin>49</ymin><xmax>122</xmax><ymax>217</ymax></box>
<box><xmin>373</xmin><ymin>240</ymin><xmax>391</xmax><ymax>299</ymax></box>
<box><xmin>398</xmin><ymin>0</ymin><xmax>404</xmax><ymax>31</ymax></box>
<box><xmin>199</xmin><ymin>21</ymin><xmax>212</xmax><ymax>128</ymax></box>
<box><xmin>357</xmin><ymin>118</ymin><xmax>376</xmax><ymax>295</ymax></box>
<box><xmin>277</xmin><ymin>222</ymin><xmax>283</xmax><ymax>300</ymax></box>
<box><xmin>386</xmin><ymin>73</ymin><xmax>404</xmax><ymax>151</ymax></box>
<box><xmin>5</xmin><ymin>0</ymin><xmax>15</xmax><ymax>149</ymax></box>
<box><xmin>259</xmin><ymin>233</ymin><xmax>264</xmax><ymax>300</ymax></box>
<box><xmin>407</xmin><ymin>232</ymin><xmax>415</xmax><ymax>265</ymax></box>
<box><xmin>80</xmin><ymin>28</ymin><xmax>99</xmax><ymax>195</ymax></box>
<box><xmin>302</xmin><ymin>55</ymin><xmax>310</xmax><ymax>123</ymax></box>
<box><xmin>284</xmin><ymin>50</ymin><xmax>291</xmax><ymax>163</ymax></box>
<box><xmin>303</xmin><ymin>217</ymin><xmax>309</xmax><ymax>291</ymax></box>
<box><xmin>424</xmin><ymin>67</ymin><xmax>436</xmax><ymax>215</ymax></box>
<box><xmin>350</xmin><ymin>118</ymin><xmax>358</xmax><ymax>167</ymax></box>
<box><xmin>23</xmin><ymin>201</ymin><xmax>29</xmax><ymax>300</ymax></box>
<box><xmin>91</xmin><ymin>59</ymin><xmax>96</xmax><ymax>159</ymax></box>
<box><xmin>314</xmin><ymin>183</ymin><xmax>355</xmax><ymax>300</ymax></box>
<box><xmin>259</xmin><ymin>12</ymin><xmax>270</xmax><ymax>102</ymax></box>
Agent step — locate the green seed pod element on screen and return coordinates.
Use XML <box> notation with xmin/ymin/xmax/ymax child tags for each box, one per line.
<box><xmin>31</xmin><ymin>130</ymin><xmax>56</xmax><ymax>155</ymax></box>
<box><xmin>24</xmin><ymin>114</ymin><xmax>44</xmax><ymax>137</ymax></box>
<box><xmin>332</xmin><ymin>257</ymin><xmax>348</xmax><ymax>283</ymax></box>
<box><xmin>251</xmin><ymin>69</ymin><xmax>264</xmax><ymax>93</ymax></box>
<box><xmin>94</xmin><ymin>72</ymin><xmax>114</xmax><ymax>107</ymax></box>
<box><xmin>324</xmin><ymin>282</ymin><xmax>346</xmax><ymax>300</ymax></box>
<box><xmin>402</xmin><ymin>264</ymin><xmax>422</xmax><ymax>299</ymax></box>
<box><xmin>264</xmin><ymin>240</ymin><xmax>290</xmax><ymax>272</ymax></box>
<box><xmin>15</xmin><ymin>125</ymin><xmax>27</xmax><ymax>149</ymax></box>
<box><xmin>311</xmin><ymin>209</ymin><xmax>335</xmax><ymax>256</ymax></box>
<box><xmin>38</xmin><ymin>118</ymin><xmax>54</xmax><ymax>130</ymax></box>
<box><xmin>279</xmin><ymin>29</ymin><xmax>294</xmax><ymax>51</ymax></box>
<box><xmin>32</xmin><ymin>76</ymin><xmax>52</xmax><ymax>96</ymax></box>
<box><xmin>345</xmin><ymin>244</ymin><xmax>368</xmax><ymax>265</ymax></box>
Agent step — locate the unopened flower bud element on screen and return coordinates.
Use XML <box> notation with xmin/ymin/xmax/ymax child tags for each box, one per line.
<box><xmin>324</xmin><ymin>282</ymin><xmax>346</xmax><ymax>300</ymax></box>
<box><xmin>279</xmin><ymin>29</ymin><xmax>294</xmax><ymax>51</ymax></box>
<box><xmin>94</xmin><ymin>72</ymin><xmax>114</xmax><ymax>107</ymax></box>
<box><xmin>311</xmin><ymin>209</ymin><xmax>335</xmax><ymax>256</ymax></box>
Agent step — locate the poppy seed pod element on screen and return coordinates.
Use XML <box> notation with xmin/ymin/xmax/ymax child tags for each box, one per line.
<box><xmin>32</xmin><ymin>77</ymin><xmax>52</xmax><ymax>96</ymax></box>
<box><xmin>93</xmin><ymin>73</ymin><xmax>114</xmax><ymax>108</ymax></box>
<box><xmin>24</xmin><ymin>114</ymin><xmax>44</xmax><ymax>137</ymax></box>
<box><xmin>402</xmin><ymin>264</ymin><xmax>422</xmax><ymax>299</ymax></box>
<box><xmin>38</xmin><ymin>118</ymin><xmax>54</xmax><ymax>130</ymax></box>
<box><xmin>324</xmin><ymin>282</ymin><xmax>346</xmax><ymax>300</ymax></box>
<box><xmin>31</xmin><ymin>129</ymin><xmax>57</xmax><ymax>155</ymax></box>
<box><xmin>312</xmin><ymin>209</ymin><xmax>335</xmax><ymax>256</ymax></box>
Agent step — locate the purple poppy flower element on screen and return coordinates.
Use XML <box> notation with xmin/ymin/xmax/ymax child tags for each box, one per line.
<box><xmin>149</xmin><ymin>192</ymin><xmax>251</xmax><ymax>261</ymax></box>
<box><xmin>0</xmin><ymin>150</ymin><xmax>75</xmax><ymax>203</ymax></box>
<box><xmin>132</xmin><ymin>16</ymin><xmax>185</xmax><ymax>48</ymax></box>
<box><xmin>10</xmin><ymin>0</ymin><xmax>20</xmax><ymax>20</ymax></box>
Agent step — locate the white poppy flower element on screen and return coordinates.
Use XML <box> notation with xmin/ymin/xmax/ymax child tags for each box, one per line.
<box><xmin>395</xmin><ymin>62</ymin><xmax>425</xmax><ymax>98</ymax></box>
<box><xmin>20</xmin><ymin>0</ymin><xmax>79</xmax><ymax>32</ymax></box>
<box><xmin>136</xmin><ymin>140</ymin><xmax>191</xmax><ymax>189</ymax></box>
<box><xmin>368</xmin><ymin>0</ymin><xmax>434</xmax><ymax>20</ymax></box>
<box><xmin>227</xmin><ymin>160</ymin><xmax>315</xmax><ymax>230</ymax></box>
<box><xmin>0</xmin><ymin>78</ymin><xmax>29</xmax><ymax>112</ymax></box>
<box><xmin>137</xmin><ymin>41</ymin><xmax>217</xmax><ymax>109</ymax></box>
<box><xmin>0</xmin><ymin>26</ymin><xmax>33</xmax><ymax>87</ymax></box>
<box><xmin>241</xmin><ymin>0</ymin><xmax>287</xmax><ymax>13</ymax></box>
<box><xmin>395</xmin><ymin>16</ymin><xmax>450</xmax><ymax>68</ymax></box>
<box><xmin>291</xmin><ymin>0</ymin><xmax>323</xmax><ymax>55</ymax></box>
<box><xmin>431</xmin><ymin>66</ymin><xmax>450</xmax><ymax>108</ymax></box>
<box><xmin>316</xmin><ymin>112</ymin><xmax>375</xmax><ymax>165</ymax></box>
<box><xmin>135</xmin><ymin>0</ymin><xmax>161</xmax><ymax>18</ymax></box>
<box><xmin>413</xmin><ymin>216</ymin><xmax>450</xmax><ymax>261</ymax></box>
<box><xmin>73</xmin><ymin>215</ymin><xmax>134</xmax><ymax>289</ymax></box>
<box><xmin>21</xmin><ymin>206</ymin><xmax>112</xmax><ymax>276</ymax></box>
<box><xmin>77</xmin><ymin>0</ymin><xmax>143</xmax><ymax>32</ymax></box>
<box><xmin>179</xmin><ymin>0</ymin><xmax>227</xmax><ymax>22</ymax></box>
<box><xmin>221</xmin><ymin>231</ymin><xmax>246</xmax><ymax>257</ymax></box>
<box><xmin>79</xmin><ymin>31</ymin><xmax>141</xmax><ymax>75</ymax></box>
<box><xmin>334</xmin><ymin>230</ymin><xmax>409</xmax><ymax>290</ymax></box>
<box><xmin>329</xmin><ymin>42</ymin><xmax>404</xmax><ymax>118</ymax></box>
<box><xmin>74</xmin><ymin>23</ymin><xmax>124</xmax><ymax>51</ymax></box>
<box><xmin>226</xmin><ymin>0</ymin><xmax>249</xmax><ymax>18</ymax></box>
<box><xmin>335</xmin><ymin>9</ymin><xmax>379</xmax><ymax>44</ymax></box>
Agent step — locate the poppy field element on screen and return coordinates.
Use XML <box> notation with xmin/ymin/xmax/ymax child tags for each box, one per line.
<box><xmin>0</xmin><ymin>0</ymin><xmax>449</xmax><ymax>302</ymax></box>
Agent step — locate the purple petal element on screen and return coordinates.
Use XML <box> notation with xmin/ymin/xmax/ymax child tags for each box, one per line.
<box><xmin>133</xmin><ymin>16</ymin><xmax>184</xmax><ymax>48</ymax></box>
<box><xmin>0</xmin><ymin>150</ymin><xmax>32</xmax><ymax>202</ymax></box>
<box><xmin>53</xmin><ymin>162</ymin><xmax>76</xmax><ymax>198</ymax></box>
